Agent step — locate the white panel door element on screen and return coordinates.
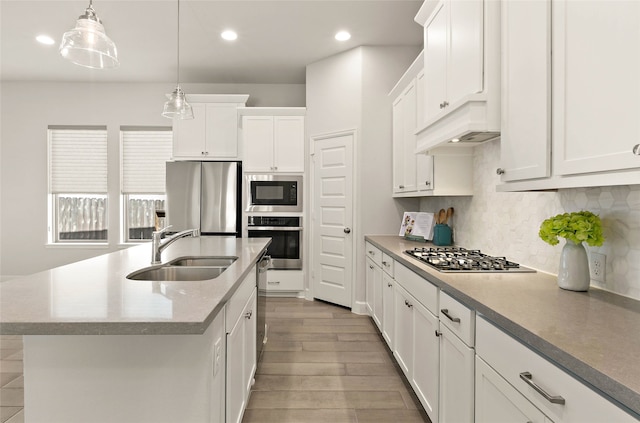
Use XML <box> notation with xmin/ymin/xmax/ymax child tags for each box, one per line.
<box><xmin>312</xmin><ymin>131</ymin><xmax>354</xmax><ymax>308</ymax></box>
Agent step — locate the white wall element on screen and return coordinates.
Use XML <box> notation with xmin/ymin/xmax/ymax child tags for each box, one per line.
<box><xmin>421</xmin><ymin>139</ymin><xmax>640</xmax><ymax>300</ymax></box>
<box><xmin>306</xmin><ymin>46</ymin><xmax>420</xmax><ymax>308</ymax></box>
<box><xmin>0</xmin><ymin>81</ymin><xmax>305</xmax><ymax>278</ymax></box>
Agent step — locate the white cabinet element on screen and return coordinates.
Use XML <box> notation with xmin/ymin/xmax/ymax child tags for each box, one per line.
<box><xmin>172</xmin><ymin>95</ymin><xmax>249</xmax><ymax>160</ymax></box>
<box><xmin>392</xmin><ymin>78</ymin><xmax>418</xmax><ymax>194</ymax></box>
<box><xmin>390</xmin><ymin>53</ymin><xmax>474</xmax><ymax>198</ymax></box>
<box><xmin>552</xmin><ymin>0</ymin><xmax>640</xmax><ymax>176</ymax></box>
<box><xmin>394</xmin><ymin>264</ymin><xmax>440</xmax><ymax>423</ymax></box>
<box><xmin>476</xmin><ymin>317</ymin><xmax>638</xmax><ymax>423</ymax></box>
<box><xmin>264</xmin><ymin>270</ymin><xmax>304</xmax><ymax>294</ymax></box>
<box><xmin>437</xmin><ymin>292</ymin><xmax>475</xmax><ymax>423</ymax></box>
<box><xmin>240</xmin><ymin>109</ymin><xmax>305</xmax><ymax>173</ymax></box>
<box><xmin>226</xmin><ymin>267</ymin><xmax>258</xmax><ymax>423</ymax></box>
<box><xmin>414</xmin><ymin>0</ymin><xmax>501</xmax><ymax>150</ymax></box>
<box><xmin>365</xmin><ymin>256</ymin><xmax>382</xmax><ymax>325</ymax></box>
<box><xmin>381</xmin><ymin>272</ymin><xmax>395</xmax><ymax>348</ymax></box>
<box><xmin>498</xmin><ymin>0</ymin><xmax>551</xmax><ymax>182</ymax></box>
<box><xmin>476</xmin><ymin>356</ymin><xmax>552</xmax><ymax>423</ymax></box>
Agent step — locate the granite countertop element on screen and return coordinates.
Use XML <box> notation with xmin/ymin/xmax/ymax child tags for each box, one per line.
<box><xmin>0</xmin><ymin>237</ymin><xmax>271</xmax><ymax>336</ymax></box>
<box><xmin>366</xmin><ymin>235</ymin><xmax>640</xmax><ymax>418</ymax></box>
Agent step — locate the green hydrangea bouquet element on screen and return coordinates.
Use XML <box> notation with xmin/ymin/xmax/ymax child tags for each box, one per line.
<box><xmin>539</xmin><ymin>211</ymin><xmax>604</xmax><ymax>247</ymax></box>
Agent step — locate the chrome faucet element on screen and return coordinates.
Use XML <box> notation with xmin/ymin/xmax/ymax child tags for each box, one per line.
<box><xmin>151</xmin><ymin>225</ymin><xmax>200</xmax><ymax>264</ymax></box>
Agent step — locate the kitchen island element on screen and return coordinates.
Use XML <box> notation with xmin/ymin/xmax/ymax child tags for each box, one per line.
<box><xmin>366</xmin><ymin>235</ymin><xmax>640</xmax><ymax>421</ymax></box>
<box><xmin>0</xmin><ymin>236</ymin><xmax>271</xmax><ymax>423</ymax></box>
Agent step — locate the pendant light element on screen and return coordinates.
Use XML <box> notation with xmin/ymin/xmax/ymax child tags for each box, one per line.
<box><xmin>163</xmin><ymin>0</ymin><xmax>194</xmax><ymax>120</ymax></box>
<box><xmin>59</xmin><ymin>0</ymin><xmax>119</xmax><ymax>69</ymax></box>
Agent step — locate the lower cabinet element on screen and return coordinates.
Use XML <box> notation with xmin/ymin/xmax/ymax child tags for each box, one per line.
<box><xmin>394</xmin><ymin>281</ymin><xmax>440</xmax><ymax>422</ymax></box>
<box><xmin>381</xmin><ymin>273</ymin><xmax>395</xmax><ymax>348</ymax></box>
<box><xmin>439</xmin><ymin>325</ymin><xmax>474</xmax><ymax>423</ymax></box>
<box><xmin>476</xmin><ymin>355</ymin><xmax>552</xmax><ymax>423</ymax></box>
<box><xmin>226</xmin><ymin>267</ymin><xmax>258</xmax><ymax>423</ymax></box>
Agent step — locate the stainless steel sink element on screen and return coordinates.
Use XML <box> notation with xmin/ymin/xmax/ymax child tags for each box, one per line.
<box><xmin>167</xmin><ymin>256</ymin><xmax>238</xmax><ymax>267</ymax></box>
<box><xmin>126</xmin><ymin>256</ymin><xmax>237</xmax><ymax>281</ymax></box>
<box><xmin>127</xmin><ymin>266</ymin><xmax>227</xmax><ymax>281</ymax></box>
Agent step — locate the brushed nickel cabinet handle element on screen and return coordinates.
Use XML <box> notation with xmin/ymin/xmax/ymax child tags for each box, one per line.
<box><xmin>441</xmin><ymin>309</ymin><xmax>461</xmax><ymax>323</ymax></box>
<box><xmin>633</xmin><ymin>144</ymin><xmax>640</xmax><ymax>155</ymax></box>
<box><xmin>496</xmin><ymin>168</ymin><xmax>505</xmax><ymax>175</ymax></box>
<box><xmin>245</xmin><ymin>310</ymin><xmax>253</xmax><ymax>319</ymax></box>
<box><xmin>519</xmin><ymin>372</ymin><xmax>566</xmax><ymax>405</ymax></box>
<box><xmin>387</xmin><ymin>283</ymin><xmax>393</xmax><ymax>288</ymax></box>
<box><xmin>435</xmin><ymin>330</ymin><xmax>442</xmax><ymax>337</ymax></box>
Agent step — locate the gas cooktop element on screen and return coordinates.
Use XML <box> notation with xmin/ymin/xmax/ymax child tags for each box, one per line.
<box><xmin>404</xmin><ymin>247</ymin><xmax>536</xmax><ymax>273</ymax></box>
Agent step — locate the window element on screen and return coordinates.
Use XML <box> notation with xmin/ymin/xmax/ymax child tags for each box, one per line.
<box><xmin>120</xmin><ymin>127</ymin><xmax>172</xmax><ymax>242</ymax></box>
<box><xmin>48</xmin><ymin>126</ymin><xmax>108</xmax><ymax>243</ymax></box>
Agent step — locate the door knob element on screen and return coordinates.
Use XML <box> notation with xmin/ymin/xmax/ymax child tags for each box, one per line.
<box><xmin>344</xmin><ymin>228</ymin><xmax>351</xmax><ymax>234</ymax></box>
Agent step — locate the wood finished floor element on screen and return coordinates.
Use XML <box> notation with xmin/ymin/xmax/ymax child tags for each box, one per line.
<box><xmin>242</xmin><ymin>297</ymin><xmax>431</xmax><ymax>423</ymax></box>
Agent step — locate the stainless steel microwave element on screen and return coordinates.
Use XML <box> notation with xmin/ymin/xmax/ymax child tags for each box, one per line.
<box><xmin>245</xmin><ymin>174</ymin><xmax>303</xmax><ymax>213</ymax></box>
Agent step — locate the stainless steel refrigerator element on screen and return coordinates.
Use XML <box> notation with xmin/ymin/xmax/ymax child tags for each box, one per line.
<box><xmin>166</xmin><ymin>161</ymin><xmax>241</xmax><ymax>236</ymax></box>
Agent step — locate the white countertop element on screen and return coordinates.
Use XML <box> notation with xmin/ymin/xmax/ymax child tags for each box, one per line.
<box><xmin>0</xmin><ymin>237</ymin><xmax>270</xmax><ymax>335</ymax></box>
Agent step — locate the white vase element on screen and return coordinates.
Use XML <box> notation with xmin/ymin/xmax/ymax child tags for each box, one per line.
<box><xmin>557</xmin><ymin>239</ymin><xmax>591</xmax><ymax>291</ymax></box>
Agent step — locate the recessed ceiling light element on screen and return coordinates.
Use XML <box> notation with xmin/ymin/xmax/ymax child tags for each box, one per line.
<box><xmin>450</xmin><ymin>138</ymin><xmax>460</xmax><ymax>143</ymax></box>
<box><xmin>335</xmin><ymin>31</ymin><xmax>351</xmax><ymax>41</ymax></box>
<box><xmin>36</xmin><ymin>34</ymin><xmax>55</xmax><ymax>45</ymax></box>
<box><xmin>221</xmin><ymin>30</ymin><xmax>238</xmax><ymax>41</ymax></box>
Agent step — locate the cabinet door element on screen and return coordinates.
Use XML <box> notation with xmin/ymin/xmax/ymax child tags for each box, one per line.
<box><xmin>424</xmin><ymin>1</ymin><xmax>448</xmax><ymax>122</ymax></box>
<box><xmin>392</xmin><ymin>95</ymin><xmax>405</xmax><ymax>193</ymax></box>
<box><xmin>439</xmin><ymin>326</ymin><xmax>474</xmax><ymax>423</ymax></box>
<box><xmin>393</xmin><ymin>283</ymin><xmax>413</xmax><ymax>375</ymax></box>
<box><xmin>173</xmin><ymin>103</ymin><xmax>206</xmax><ymax>158</ymax></box>
<box><xmin>226</xmin><ymin>310</ymin><xmax>245</xmax><ymax>423</ymax></box>
<box><xmin>372</xmin><ymin>267</ymin><xmax>384</xmax><ymax>330</ymax></box>
<box><xmin>476</xmin><ymin>356</ymin><xmax>549</xmax><ymax>423</ymax></box>
<box><xmin>448</xmin><ymin>0</ymin><xmax>484</xmax><ymax>105</ymax></box>
<box><xmin>381</xmin><ymin>275</ymin><xmax>395</xmax><ymax>348</ymax></box>
<box><xmin>500</xmin><ymin>0</ymin><xmax>551</xmax><ymax>182</ymax></box>
<box><xmin>365</xmin><ymin>258</ymin><xmax>376</xmax><ymax>316</ymax></box>
<box><xmin>243</xmin><ymin>291</ymin><xmax>257</xmax><ymax>399</ymax></box>
<box><xmin>206</xmin><ymin>104</ymin><xmax>239</xmax><ymax>159</ymax></box>
<box><xmin>274</xmin><ymin>116</ymin><xmax>305</xmax><ymax>172</ymax></box>
<box><xmin>402</xmin><ymin>81</ymin><xmax>418</xmax><ymax>192</ymax></box>
<box><xmin>243</xmin><ymin>116</ymin><xmax>274</xmax><ymax>172</ymax></box>
<box><xmin>411</xmin><ymin>298</ymin><xmax>440</xmax><ymax>423</ymax></box>
<box><xmin>416</xmin><ymin>153</ymin><xmax>434</xmax><ymax>192</ymax></box>
<box><xmin>552</xmin><ymin>0</ymin><xmax>640</xmax><ymax>175</ymax></box>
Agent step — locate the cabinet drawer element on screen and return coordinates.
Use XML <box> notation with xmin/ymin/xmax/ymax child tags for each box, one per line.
<box><xmin>439</xmin><ymin>291</ymin><xmax>475</xmax><ymax>347</ymax></box>
<box><xmin>226</xmin><ymin>266</ymin><xmax>257</xmax><ymax>332</ymax></box>
<box><xmin>476</xmin><ymin>317</ymin><xmax>637</xmax><ymax>423</ymax></box>
<box><xmin>394</xmin><ymin>262</ymin><xmax>438</xmax><ymax>315</ymax></box>
<box><xmin>381</xmin><ymin>253</ymin><xmax>394</xmax><ymax>277</ymax></box>
<box><xmin>365</xmin><ymin>242</ymin><xmax>383</xmax><ymax>267</ymax></box>
<box><xmin>266</xmin><ymin>270</ymin><xmax>303</xmax><ymax>291</ymax></box>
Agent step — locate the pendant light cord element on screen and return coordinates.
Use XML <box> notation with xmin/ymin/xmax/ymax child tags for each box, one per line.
<box><xmin>176</xmin><ymin>0</ymin><xmax>181</xmax><ymax>86</ymax></box>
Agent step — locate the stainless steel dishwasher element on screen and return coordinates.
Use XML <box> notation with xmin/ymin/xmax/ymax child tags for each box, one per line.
<box><xmin>256</xmin><ymin>253</ymin><xmax>270</xmax><ymax>359</ymax></box>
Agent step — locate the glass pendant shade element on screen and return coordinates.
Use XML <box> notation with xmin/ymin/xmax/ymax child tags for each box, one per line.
<box><xmin>59</xmin><ymin>3</ymin><xmax>119</xmax><ymax>69</ymax></box>
<box><xmin>163</xmin><ymin>87</ymin><xmax>194</xmax><ymax>120</ymax></box>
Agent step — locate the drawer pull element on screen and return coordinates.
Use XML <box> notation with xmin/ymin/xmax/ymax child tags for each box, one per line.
<box><xmin>441</xmin><ymin>309</ymin><xmax>461</xmax><ymax>323</ymax></box>
<box><xmin>519</xmin><ymin>372</ymin><xmax>566</xmax><ymax>405</ymax></box>
<box><xmin>369</xmin><ymin>265</ymin><xmax>374</xmax><ymax>269</ymax></box>
<box><xmin>268</xmin><ymin>281</ymin><xmax>280</xmax><ymax>285</ymax></box>
<box><xmin>382</xmin><ymin>261</ymin><xmax>387</xmax><ymax>266</ymax></box>
<box><xmin>387</xmin><ymin>283</ymin><xmax>393</xmax><ymax>288</ymax></box>
<box><xmin>245</xmin><ymin>310</ymin><xmax>253</xmax><ymax>319</ymax></box>
<box><xmin>435</xmin><ymin>330</ymin><xmax>442</xmax><ymax>337</ymax></box>
<box><xmin>368</xmin><ymin>250</ymin><xmax>375</xmax><ymax>255</ymax></box>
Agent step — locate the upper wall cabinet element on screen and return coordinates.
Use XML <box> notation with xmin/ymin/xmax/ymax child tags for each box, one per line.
<box><xmin>239</xmin><ymin>108</ymin><xmax>306</xmax><ymax>173</ymax></box>
<box><xmin>498</xmin><ymin>0</ymin><xmax>640</xmax><ymax>191</ymax></box>
<box><xmin>498</xmin><ymin>0</ymin><xmax>551</xmax><ymax>182</ymax></box>
<box><xmin>172</xmin><ymin>94</ymin><xmax>249</xmax><ymax>161</ymax></box>
<box><xmin>414</xmin><ymin>0</ymin><xmax>501</xmax><ymax>152</ymax></box>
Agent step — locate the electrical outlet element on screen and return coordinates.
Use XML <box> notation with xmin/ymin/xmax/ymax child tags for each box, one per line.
<box><xmin>590</xmin><ymin>252</ymin><xmax>606</xmax><ymax>283</ymax></box>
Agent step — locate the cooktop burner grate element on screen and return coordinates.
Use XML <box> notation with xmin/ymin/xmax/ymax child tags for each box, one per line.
<box><xmin>404</xmin><ymin>247</ymin><xmax>536</xmax><ymax>273</ymax></box>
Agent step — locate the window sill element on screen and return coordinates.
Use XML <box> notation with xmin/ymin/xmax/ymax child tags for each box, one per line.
<box><xmin>45</xmin><ymin>243</ymin><xmax>109</xmax><ymax>249</ymax></box>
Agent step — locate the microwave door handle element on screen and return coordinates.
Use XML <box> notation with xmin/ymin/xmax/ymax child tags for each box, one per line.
<box><xmin>248</xmin><ymin>227</ymin><xmax>303</xmax><ymax>231</ymax></box>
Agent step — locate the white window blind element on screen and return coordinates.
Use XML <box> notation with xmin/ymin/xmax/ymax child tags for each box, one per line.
<box><xmin>121</xmin><ymin>128</ymin><xmax>172</xmax><ymax>194</ymax></box>
<box><xmin>49</xmin><ymin>127</ymin><xmax>108</xmax><ymax>193</ymax></box>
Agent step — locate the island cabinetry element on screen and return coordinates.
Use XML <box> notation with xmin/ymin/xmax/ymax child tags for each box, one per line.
<box><xmin>172</xmin><ymin>94</ymin><xmax>249</xmax><ymax>160</ymax></box>
<box><xmin>23</xmin><ymin>310</ymin><xmax>227</xmax><ymax>423</ymax></box>
<box><xmin>476</xmin><ymin>317</ymin><xmax>637</xmax><ymax>423</ymax></box>
<box><xmin>240</xmin><ymin>108</ymin><xmax>306</xmax><ymax>173</ymax></box>
<box><xmin>226</xmin><ymin>266</ymin><xmax>258</xmax><ymax>423</ymax></box>
<box><xmin>437</xmin><ymin>291</ymin><xmax>475</xmax><ymax>423</ymax></box>
<box><xmin>393</xmin><ymin>262</ymin><xmax>440</xmax><ymax>422</ymax></box>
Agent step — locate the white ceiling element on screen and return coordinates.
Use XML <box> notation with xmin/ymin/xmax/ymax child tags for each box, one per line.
<box><xmin>0</xmin><ymin>0</ymin><xmax>424</xmax><ymax>84</ymax></box>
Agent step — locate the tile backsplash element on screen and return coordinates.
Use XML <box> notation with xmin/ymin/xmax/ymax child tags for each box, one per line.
<box><xmin>419</xmin><ymin>139</ymin><xmax>640</xmax><ymax>300</ymax></box>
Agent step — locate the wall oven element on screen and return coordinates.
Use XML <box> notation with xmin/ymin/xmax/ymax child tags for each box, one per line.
<box><xmin>247</xmin><ymin>216</ymin><xmax>302</xmax><ymax>270</ymax></box>
<box><xmin>245</xmin><ymin>175</ymin><xmax>302</xmax><ymax>213</ymax></box>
